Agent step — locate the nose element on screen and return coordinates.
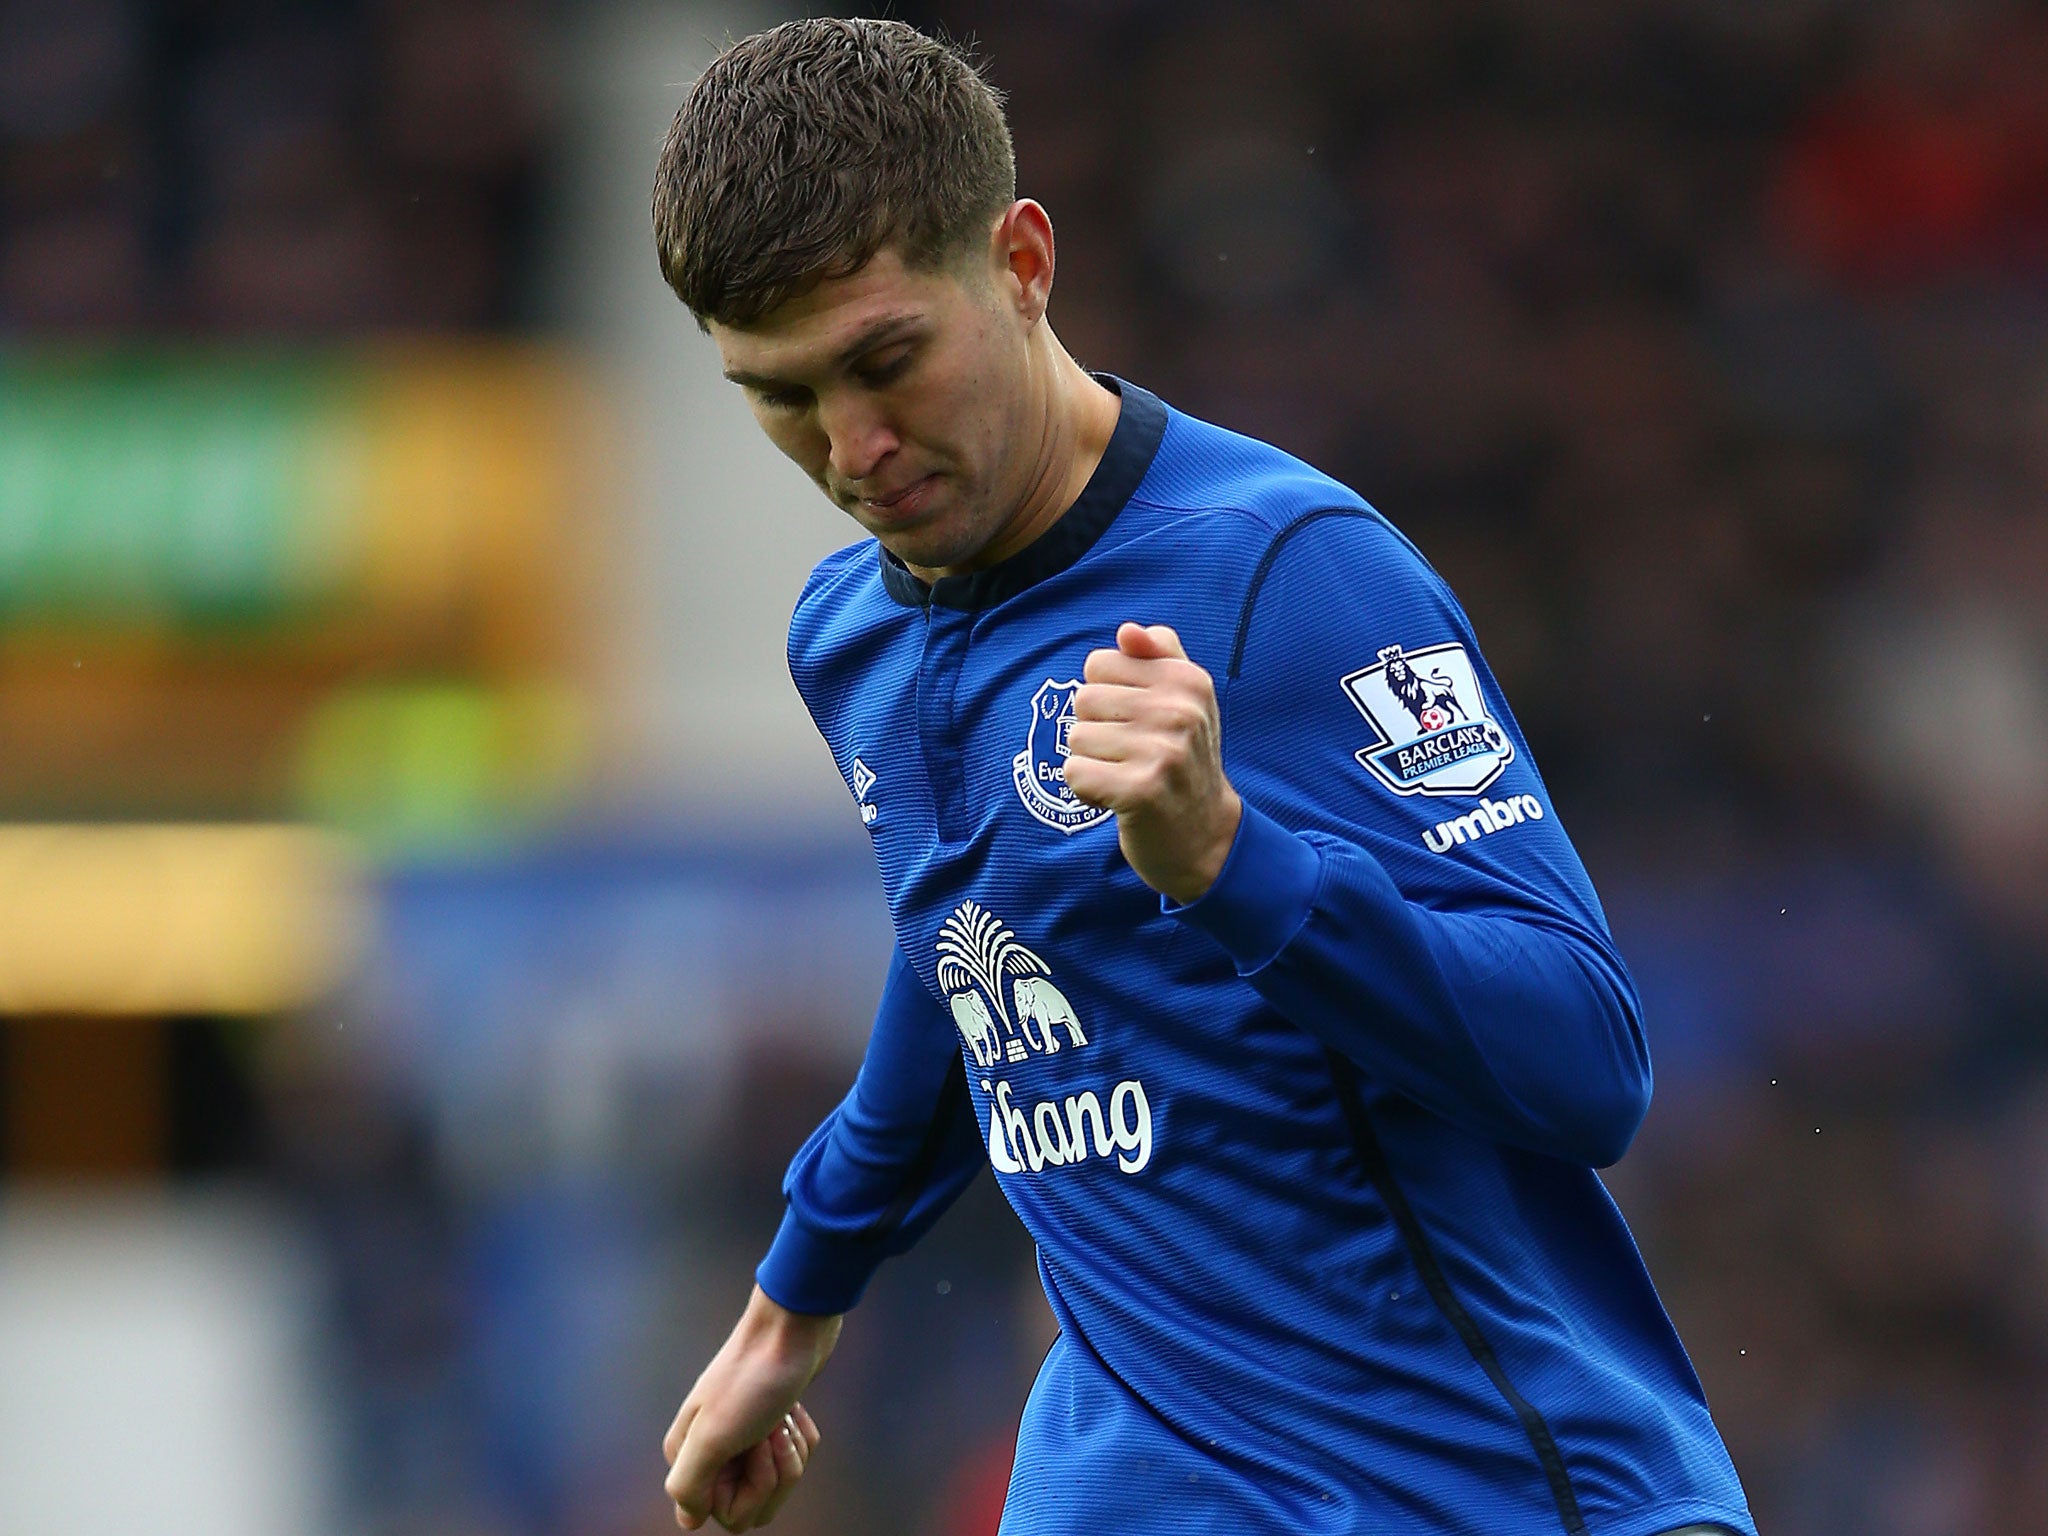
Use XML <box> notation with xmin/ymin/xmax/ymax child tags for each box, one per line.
<box><xmin>819</xmin><ymin>392</ymin><xmax>899</xmax><ymax>487</ymax></box>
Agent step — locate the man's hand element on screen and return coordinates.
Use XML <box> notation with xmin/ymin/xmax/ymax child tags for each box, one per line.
<box><xmin>1065</xmin><ymin>622</ymin><xmax>1243</xmax><ymax>904</ymax></box>
<box><xmin>663</xmin><ymin>1286</ymin><xmax>840</xmax><ymax>1531</ymax></box>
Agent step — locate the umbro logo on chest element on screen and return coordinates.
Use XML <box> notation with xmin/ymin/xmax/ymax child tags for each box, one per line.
<box><xmin>846</xmin><ymin>755</ymin><xmax>878</xmax><ymax>825</ymax></box>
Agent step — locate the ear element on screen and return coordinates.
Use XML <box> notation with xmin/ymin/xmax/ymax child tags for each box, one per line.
<box><xmin>989</xmin><ymin>199</ymin><xmax>1056</xmax><ymax>326</ymax></box>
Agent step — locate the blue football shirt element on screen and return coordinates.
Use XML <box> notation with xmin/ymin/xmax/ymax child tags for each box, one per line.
<box><xmin>754</xmin><ymin>379</ymin><xmax>1755</xmax><ymax>1536</ymax></box>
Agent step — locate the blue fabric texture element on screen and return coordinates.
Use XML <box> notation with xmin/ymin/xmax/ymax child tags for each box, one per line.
<box><xmin>756</xmin><ymin>379</ymin><xmax>1756</xmax><ymax>1536</ymax></box>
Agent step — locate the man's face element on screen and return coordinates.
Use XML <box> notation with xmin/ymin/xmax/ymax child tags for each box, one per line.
<box><xmin>708</xmin><ymin>241</ymin><xmax>1035</xmax><ymax>576</ymax></box>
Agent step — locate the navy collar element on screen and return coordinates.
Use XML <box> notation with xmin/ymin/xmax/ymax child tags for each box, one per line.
<box><xmin>877</xmin><ymin>375</ymin><xmax>1167</xmax><ymax>611</ymax></box>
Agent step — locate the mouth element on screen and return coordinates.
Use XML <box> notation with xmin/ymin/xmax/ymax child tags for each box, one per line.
<box><xmin>856</xmin><ymin>474</ymin><xmax>939</xmax><ymax>520</ymax></box>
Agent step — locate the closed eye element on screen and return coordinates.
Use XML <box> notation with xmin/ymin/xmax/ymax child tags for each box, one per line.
<box><xmin>856</xmin><ymin>347</ymin><xmax>915</xmax><ymax>389</ymax></box>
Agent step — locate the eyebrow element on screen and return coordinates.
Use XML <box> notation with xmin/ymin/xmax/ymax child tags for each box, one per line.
<box><xmin>721</xmin><ymin>313</ymin><xmax>925</xmax><ymax>391</ymax></box>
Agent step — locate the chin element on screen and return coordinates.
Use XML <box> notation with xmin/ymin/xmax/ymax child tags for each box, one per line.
<box><xmin>869</xmin><ymin>504</ymin><xmax>992</xmax><ymax>572</ymax></box>
<box><xmin>877</xmin><ymin>524</ymin><xmax>991</xmax><ymax>577</ymax></box>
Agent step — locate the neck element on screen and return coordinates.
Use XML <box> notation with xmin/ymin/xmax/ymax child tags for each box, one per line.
<box><xmin>905</xmin><ymin>330</ymin><xmax>1121</xmax><ymax>583</ymax></box>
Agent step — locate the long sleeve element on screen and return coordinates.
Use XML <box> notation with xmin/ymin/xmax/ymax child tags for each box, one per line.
<box><xmin>1169</xmin><ymin>801</ymin><xmax>1648</xmax><ymax>1166</ymax></box>
<box><xmin>755</xmin><ymin>945</ymin><xmax>985</xmax><ymax>1314</ymax></box>
<box><xmin>1167</xmin><ymin>508</ymin><xmax>1651</xmax><ymax>1168</ymax></box>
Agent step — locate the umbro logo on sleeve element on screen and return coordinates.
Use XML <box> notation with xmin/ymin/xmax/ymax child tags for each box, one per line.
<box><xmin>1421</xmin><ymin>793</ymin><xmax>1544</xmax><ymax>853</ymax></box>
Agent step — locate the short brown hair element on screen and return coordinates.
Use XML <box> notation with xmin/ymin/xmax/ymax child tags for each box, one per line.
<box><xmin>651</xmin><ymin>18</ymin><xmax>1016</xmax><ymax>328</ymax></box>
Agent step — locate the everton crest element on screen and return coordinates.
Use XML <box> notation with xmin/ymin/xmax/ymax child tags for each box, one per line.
<box><xmin>1341</xmin><ymin>641</ymin><xmax>1514</xmax><ymax>796</ymax></box>
<box><xmin>1012</xmin><ymin>678</ymin><xmax>1112</xmax><ymax>833</ymax></box>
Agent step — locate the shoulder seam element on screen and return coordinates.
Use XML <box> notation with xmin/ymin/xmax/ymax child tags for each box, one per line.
<box><xmin>1121</xmin><ymin>493</ymin><xmax>1292</xmax><ymax>528</ymax></box>
<box><xmin>789</xmin><ymin>542</ymin><xmax>879</xmax><ymax>652</ymax></box>
<box><xmin>798</xmin><ymin>541</ymin><xmax>874</xmax><ymax>604</ymax></box>
<box><xmin>1226</xmin><ymin>506</ymin><xmax>1383</xmax><ymax>680</ymax></box>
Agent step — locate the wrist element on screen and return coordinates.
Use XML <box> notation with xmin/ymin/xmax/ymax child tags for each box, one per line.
<box><xmin>1162</xmin><ymin>786</ymin><xmax>1243</xmax><ymax>905</ymax></box>
<box><xmin>740</xmin><ymin>1285</ymin><xmax>843</xmax><ymax>1364</ymax></box>
<box><xmin>1163</xmin><ymin>800</ymin><xmax>1322</xmax><ymax>974</ymax></box>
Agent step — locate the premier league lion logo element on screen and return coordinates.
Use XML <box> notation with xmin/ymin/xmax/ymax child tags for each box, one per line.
<box><xmin>1381</xmin><ymin>648</ymin><xmax>1468</xmax><ymax>734</ymax></box>
<box><xmin>1342</xmin><ymin>641</ymin><xmax>1513</xmax><ymax>796</ymax></box>
<box><xmin>1012</xmin><ymin>678</ymin><xmax>1113</xmax><ymax>833</ymax></box>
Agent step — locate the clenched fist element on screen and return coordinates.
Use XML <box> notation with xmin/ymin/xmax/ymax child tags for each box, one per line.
<box><xmin>1063</xmin><ymin>622</ymin><xmax>1243</xmax><ymax>904</ymax></box>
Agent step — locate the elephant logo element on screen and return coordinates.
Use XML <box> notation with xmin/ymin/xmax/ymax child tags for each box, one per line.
<box><xmin>1012</xmin><ymin>679</ymin><xmax>1113</xmax><ymax>834</ymax></box>
<box><xmin>1012</xmin><ymin>975</ymin><xmax>1087</xmax><ymax>1052</ymax></box>
<box><xmin>950</xmin><ymin>990</ymin><xmax>1002</xmax><ymax>1068</ymax></box>
<box><xmin>1340</xmin><ymin>641</ymin><xmax>1514</xmax><ymax>798</ymax></box>
<box><xmin>935</xmin><ymin>900</ymin><xmax>1089</xmax><ymax>1065</ymax></box>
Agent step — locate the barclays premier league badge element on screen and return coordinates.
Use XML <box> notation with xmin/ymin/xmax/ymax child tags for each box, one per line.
<box><xmin>1342</xmin><ymin>642</ymin><xmax>1514</xmax><ymax>797</ymax></box>
<box><xmin>1013</xmin><ymin>678</ymin><xmax>1113</xmax><ymax>833</ymax></box>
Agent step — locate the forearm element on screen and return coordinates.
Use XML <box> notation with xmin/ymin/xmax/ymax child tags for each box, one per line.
<box><xmin>759</xmin><ymin>946</ymin><xmax>985</xmax><ymax>1314</ymax></box>
<box><xmin>1171</xmin><ymin>802</ymin><xmax>1651</xmax><ymax>1166</ymax></box>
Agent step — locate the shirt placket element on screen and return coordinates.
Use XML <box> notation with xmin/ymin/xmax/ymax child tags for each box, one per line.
<box><xmin>917</xmin><ymin>603</ymin><xmax>974</xmax><ymax>845</ymax></box>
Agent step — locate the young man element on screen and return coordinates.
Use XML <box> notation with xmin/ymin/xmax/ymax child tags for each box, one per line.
<box><xmin>651</xmin><ymin>19</ymin><xmax>1753</xmax><ymax>1536</ymax></box>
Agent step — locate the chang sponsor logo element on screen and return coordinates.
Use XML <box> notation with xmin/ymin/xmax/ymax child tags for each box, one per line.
<box><xmin>1421</xmin><ymin>793</ymin><xmax>1544</xmax><ymax>853</ymax></box>
<box><xmin>933</xmin><ymin>899</ymin><xmax>1156</xmax><ymax>1178</ymax></box>
<box><xmin>980</xmin><ymin>1075</ymin><xmax>1153</xmax><ymax>1175</ymax></box>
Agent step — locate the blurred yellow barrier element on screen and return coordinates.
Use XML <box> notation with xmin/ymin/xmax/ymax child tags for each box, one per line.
<box><xmin>0</xmin><ymin>825</ymin><xmax>368</xmax><ymax>1015</ymax></box>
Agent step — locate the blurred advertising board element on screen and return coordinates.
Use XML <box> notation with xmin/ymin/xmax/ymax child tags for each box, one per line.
<box><xmin>0</xmin><ymin>345</ymin><xmax>578</xmax><ymax>629</ymax></box>
<box><xmin>0</xmin><ymin>344</ymin><xmax>594</xmax><ymax>829</ymax></box>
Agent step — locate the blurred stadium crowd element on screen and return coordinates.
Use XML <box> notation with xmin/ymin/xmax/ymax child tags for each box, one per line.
<box><xmin>3</xmin><ymin>2</ymin><xmax>2047</xmax><ymax>1535</ymax></box>
<box><xmin>0</xmin><ymin>0</ymin><xmax>544</xmax><ymax>332</ymax></box>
